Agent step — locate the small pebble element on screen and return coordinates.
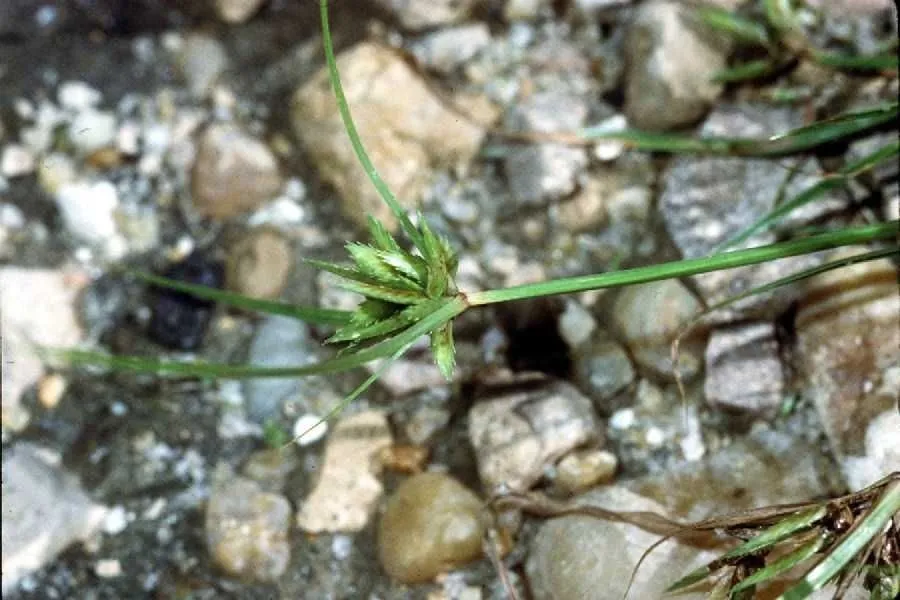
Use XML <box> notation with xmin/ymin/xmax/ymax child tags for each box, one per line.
<box><xmin>1</xmin><ymin>145</ymin><xmax>36</xmax><ymax>178</ymax></box>
<box><xmin>102</xmin><ymin>505</ymin><xmax>129</xmax><ymax>535</ymax></box>
<box><xmin>54</xmin><ymin>180</ymin><xmax>120</xmax><ymax>244</ymax></box>
<box><xmin>292</xmin><ymin>414</ymin><xmax>328</xmax><ymax>446</ymax></box>
<box><xmin>378</xmin><ymin>472</ymin><xmax>486</xmax><ymax>583</ymax></box>
<box><xmin>37</xmin><ymin>373</ymin><xmax>67</xmax><ymax>409</ymax></box>
<box><xmin>226</xmin><ymin>227</ymin><xmax>293</xmax><ymax>300</ymax></box>
<box><xmin>554</xmin><ymin>449</ymin><xmax>618</xmax><ymax>493</ymax></box>
<box><xmin>57</xmin><ymin>81</ymin><xmax>102</xmax><ymax>111</ymax></box>
<box><xmin>94</xmin><ymin>559</ymin><xmax>122</xmax><ymax>578</ymax></box>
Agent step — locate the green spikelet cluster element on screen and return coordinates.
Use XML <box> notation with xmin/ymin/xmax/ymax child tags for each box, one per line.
<box><xmin>308</xmin><ymin>215</ymin><xmax>460</xmax><ymax>380</ymax></box>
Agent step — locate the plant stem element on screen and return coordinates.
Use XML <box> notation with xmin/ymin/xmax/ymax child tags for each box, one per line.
<box><xmin>466</xmin><ymin>221</ymin><xmax>898</xmax><ymax>306</ymax></box>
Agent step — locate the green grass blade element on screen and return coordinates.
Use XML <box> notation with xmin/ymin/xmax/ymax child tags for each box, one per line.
<box><xmin>764</xmin><ymin>0</ymin><xmax>799</xmax><ymax>33</ymax></box>
<box><xmin>43</xmin><ymin>296</ymin><xmax>467</xmax><ymax>379</ymax></box>
<box><xmin>730</xmin><ymin>534</ymin><xmax>828</xmax><ymax>595</ymax></box>
<box><xmin>695</xmin><ymin>6</ymin><xmax>772</xmax><ymax>47</ymax></box>
<box><xmin>579</xmin><ymin>103</ymin><xmax>898</xmax><ymax>157</ymax></box>
<box><xmin>318</xmin><ymin>0</ymin><xmax>424</xmax><ymax>249</ymax></box>
<box><xmin>712</xmin><ymin>59</ymin><xmax>782</xmax><ymax>83</ymax></box>
<box><xmin>813</xmin><ymin>50</ymin><xmax>899</xmax><ymax>72</ymax></box>
<box><xmin>717</xmin><ymin>140</ymin><xmax>900</xmax><ymax>251</ymax></box>
<box><xmin>345</xmin><ymin>243</ymin><xmax>423</xmax><ymax>291</ymax></box>
<box><xmin>130</xmin><ymin>270</ymin><xmax>352</xmax><ymax>326</ymax></box>
<box><xmin>467</xmin><ymin>221</ymin><xmax>898</xmax><ymax>306</ymax></box>
<box><xmin>779</xmin><ymin>481</ymin><xmax>900</xmax><ymax>600</ymax></box>
<box><xmin>336</xmin><ymin>278</ymin><xmax>427</xmax><ymax>305</ymax></box>
<box><xmin>667</xmin><ymin>565</ymin><xmax>714</xmax><ymax>592</ymax></box>
<box><xmin>367</xmin><ymin>216</ymin><xmax>404</xmax><ymax>254</ymax></box>
<box><xmin>430</xmin><ymin>323</ymin><xmax>455</xmax><ymax>381</ymax></box>
<box><xmin>720</xmin><ymin>507</ymin><xmax>828</xmax><ymax>564</ymax></box>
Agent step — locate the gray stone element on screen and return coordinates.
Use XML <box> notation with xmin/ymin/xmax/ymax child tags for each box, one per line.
<box><xmin>794</xmin><ymin>248</ymin><xmax>899</xmax><ymax>486</ymax></box>
<box><xmin>611</xmin><ymin>279</ymin><xmax>703</xmax><ymax>380</ymax></box>
<box><xmin>627</xmin><ymin>425</ymin><xmax>835</xmax><ymax>521</ymax></box>
<box><xmin>659</xmin><ymin>103</ymin><xmax>846</xmax><ymax>321</ymax></box>
<box><xmin>205</xmin><ymin>467</ymin><xmax>291</xmax><ymax>582</ymax></box>
<box><xmin>373</xmin><ymin>0</ymin><xmax>477</xmax><ymax>30</ymax></box>
<box><xmin>179</xmin><ymin>33</ymin><xmax>229</xmax><ymax>97</ymax></box>
<box><xmin>411</xmin><ymin>24</ymin><xmax>491</xmax><ymax>74</ymax></box>
<box><xmin>468</xmin><ymin>375</ymin><xmax>601</xmax><ymax>491</ymax></box>
<box><xmin>243</xmin><ymin>315</ymin><xmax>336</xmax><ymax>422</ymax></box>
<box><xmin>841</xmin><ymin>408</ymin><xmax>900</xmax><ymax>490</ymax></box>
<box><xmin>292</xmin><ymin>43</ymin><xmax>493</xmax><ymax>231</ymax></box>
<box><xmin>623</xmin><ymin>0</ymin><xmax>729</xmax><ymax>130</ymax></box>
<box><xmin>526</xmin><ymin>486</ymin><xmax>715</xmax><ymax>600</ymax></box>
<box><xmin>191</xmin><ymin>123</ymin><xmax>283</xmax><ymax>219</ymax></box>
<box><xmin>573</xmin><ymin>336</ymin><xmax>636</xmax><ymax>414</ymax></box>
<box><xmin>2</xmin><ymin>444</ymin><xmax>109</xmax><ymax>594</ymax></box>
<box><xmin>704</xmin><ymin>322</ymin><xmax>785</xmax><ymax>418</ymax></box>
<box><xmin>504</xmin><ymin>90</ymin><xmax>588</xmax><ymax>206</ymax></box>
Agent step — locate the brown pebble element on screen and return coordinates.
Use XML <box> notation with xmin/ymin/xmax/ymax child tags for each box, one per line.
<box><xmin>226</xmin><ymin>227</ymin><xmax>293</xmax><ymax>300</ymax></box>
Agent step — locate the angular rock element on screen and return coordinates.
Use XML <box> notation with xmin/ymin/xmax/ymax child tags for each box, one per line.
<box><xmin>296</xmin><ymin>410</ymin><xmax>393</xmax><ymax>533</ymax></box>
<box><xmin>215</xmin><ymin>0</ymin><xmax>265</xmax><ymax>23</ymax></box>
<box><xmin>628</xmin><ymin>426</ymin><xmax>835</xmax><ymax>521</ymax></box>
<box><xmin>573</xmin><ymin>335</ymin><xmax>636</xmax><ymax>415</ymax></box>
<box><xmin>611</xmin><ymin>279</ymin><xmax>703</xmax><ymax>380</ymax></box>
<box><xmin>372</xmin><ymin>0</ymin><xmax>477</xmax><ymax>30</ymax></box>
<box><xmin>623</xmin><ymin>0</ymin><xmax>728</xmax><ymax>130</ymax></box>
<box><xmin>225</xmin><ymin>226</ymin><xmax>293</xmax><ymax>301</ymax></box>
<box><xmin>794</xmin><ymin>248</ymin><xmax>899</xmax><ymax>485</ymax></box>
<box><xmin>54</xmin><ymin>179</ymin><xmax>120</xmax><ymax>244</ymax></box>
<box><xmin>704</xmin><ymin>322</ymin><xmax>785</xmax><ymax>418</ymax></box>
<box><xmin>292</xmin><ymin>43</ymin><xmax>492</xmax><ymax>231</ymax></box>
<box><xmin>504</xmin><ymin>90</ymin><xmax>588</xmax><ymax>206</ymax></box>
<box><xmin>1</xmin><ymin>267</ymin><xmax>86</xmax><ymax>430</ymax></box>
<box><xmin>411</xmin><ymin>23</ymin><xmax>491</xmax><ymax>74</ymax></box>
<box><xmin>191</xmin><ymin>123</ymin><xmax>283</xmax><ymax>219</ymax></box>
<box><xmin>468</xmin><ymin>375</ymin><xmax>600</xmax><ymax>491</ymax></box>
<box><xmin>2</xmin><ymin>443</ymin><xmax>108</xmax><ymax>594</ymax></box>
<box><xmin>526</xmin><ymin>486</ymin><xmax>715</xmax><ymax>600</ymax></box>
<box><xmin>659</xmin><ymin>103</ymin><xmax>846</xmax><ymax>321</ymax></box>
<box><xmin>378</xmin><ymin>472</ymin><xmax>486</xmax><ymax>583</ymax></box>
<box><xmin>205</xmin><ymin>467</ymin><xmax>291</xmax><ymax>582</ymax></box>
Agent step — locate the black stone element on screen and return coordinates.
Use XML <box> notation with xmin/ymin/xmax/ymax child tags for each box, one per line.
<box><xmin>147</xmin><ymin>252</ymin><xmax>223</xmax><ymax>351</ymax></box>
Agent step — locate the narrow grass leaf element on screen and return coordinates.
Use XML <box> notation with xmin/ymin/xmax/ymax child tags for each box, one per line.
<box><xmin>667</xmin><ymin>565</ymin><xmax>713</xmax><ymax>592</ymax></box>
<box><xmin>303</xmin><ymin>258</ymin><xmax>376</xmax><ymax>284</ymax></box>
<box><xmin>379</xmin><ymin>250</ymin><xmax>429</xmax><ymax>285</ymax></box>
<box><xmin>717</xmin><ymin>141</ymin><xmax>900</xmax><ymax>251</ymax></box>
<box><xmin>779</xmin><ymin>481</ymin><xmax>900</xmax><ymax>600</ymax></box>
<box><xmin>813</xmin><ymin>50</ymin><xmax>899</xmax><ymax>72</ymax></box>
<box><xmin>318</xmin><ymin>0</ymin><xmax>424</xmax><ymax>250</ymax></box>
<box><xmin>764</xmin><ymin>0</ymin><xmax>799</xmax><ymax>33</ymax></box>
<box><xmin>579</xmin><ymin>103</ymin><xmax>898</xmax><ymax>158</ymax></box>
<box><xmin>719</xmin><ymin>507</ymin><xmax>827</xmax><ymax>564</ymax></box>
<box><xmin>695</xmin><ymin>6</ymin><xmax>772</xmax><ymax>47</ymax></box>
<box><xmin>467</xmin><ymin>221</ymin><xmax>897</xmax><ymax>306</ymax></box>
<box><xmin>349</xmin><ymin>298</ymin><xmax>399</xmax><ymax>327</ymax></box>
<box><xmin>45</xmin><ymin>296</ymin><xmax>467</xmax><ymax>379</ymax></box>
<box><xmin>430</xmin><ymin>323</ymin><xmax>456</xmax><ymax>381</ymax></box>
<box><xmin>730</xmin><ymin>534</ymin><xmax>829</xmax><ymax>595</ymax></box>
<box><xmin>130</xmin><ymin>269</ymin><xmax>352</xmax><ymax>326</ymax></box>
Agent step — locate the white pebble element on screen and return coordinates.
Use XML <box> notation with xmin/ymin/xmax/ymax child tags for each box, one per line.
<box><xmin>609</xmin><ymin>408</ymin><xmax>636</xmax><ymax>430</ymax></box>
<box><xmin>645</xmin><ymin>426</ymin><xmax>665</xmax><ymax>447</ymax></box>
<box><xmin>102</xmin><ymin>505</ymin><xmax>130</xmax><ymax>535</ymax></box>
<box><xmin>0</xmin><ymin>203</ymin><xmax>26</xmax><ymax>229</ymax></box>
<box><xmin>58</xmin><ymin>81</ymin><xmax>102</xmax><ymax>111</ymax></box>
<box><xmin>69</xmin><ymin>110</ymin><xmax>117</xmax><ymax>153</ymax></box>
<box><xmin>54</xmin><ymin>180</ymin><xmax>120</xmax><ymax>243</ymax></box>
<box><xmin>591</xmin><ymin>114</ymin><xmax>628</xmax><ymax>161</ymax></box>
<box><xmin>1</xmin><ymin>144</ymin><xmax>36</xmax><ymax>177</ymax></box>
<box><xmin>293</xmin><ymin>414</ymin><xmax>328</xmax><ymax>446</ymax></box>
<box><xmin>94</xmin><ymin>559</ymin><xmax>122</xmax><ymax>578</ymax></box>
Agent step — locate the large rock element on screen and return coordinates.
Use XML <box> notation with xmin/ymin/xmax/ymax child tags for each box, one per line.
<box><xmin>794</xmin><ymin>248</ymin><xmax>899</xmax><ymax>487</ymax></box>
<box><xmin>191</xmin><ymin>123</ymin><xmax>283</xmax><ymax>219</ymax></box>
<box><xmin>623</xmin><ymin>1</ymin><xmax>729</xmax><ymax>130</ymax></box>
<box><xmin>526</xmin><ymin>486</ymin><xmax>715</xmax><ymax>600</ymax></box>
<box><xmin>468</xmin><ymin>374</ymin><xmax>600</xmax><ymax>491</ymax></box>
<box><xmin>659</xmin><ymin>103</ymin><xmax>844</xmax><ymax>322</ymax></box>
<box><xmin>296</xmin><ymin>410</ymin><xmax>393</xmax><ymax>533</ymax></box>
<box><xmin>377</xmin><ymin>472</ymin><xmax>486</xmax><ymax>583</ymax></box>
<box><xmin>2</xmin><ymin>444</ymin><xmax>108</xmax><ymax>594</ymax></box>
<box><xmin>291</xmin><ymin>43</ymin><xmax>493</xmax><ymax>231</ymax></box>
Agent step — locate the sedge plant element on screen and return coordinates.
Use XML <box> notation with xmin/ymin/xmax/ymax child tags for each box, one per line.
<box><xmin>43</xmin><ymin>0</ymin><xmax>899</xmax><ymax>597</ymax></box>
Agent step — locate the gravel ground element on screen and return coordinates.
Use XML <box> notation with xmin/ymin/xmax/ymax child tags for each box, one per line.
<box><xmin>2</xmin><ymin>1</ymin><xmax>897</xmax><ymax>599</ymax></box>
